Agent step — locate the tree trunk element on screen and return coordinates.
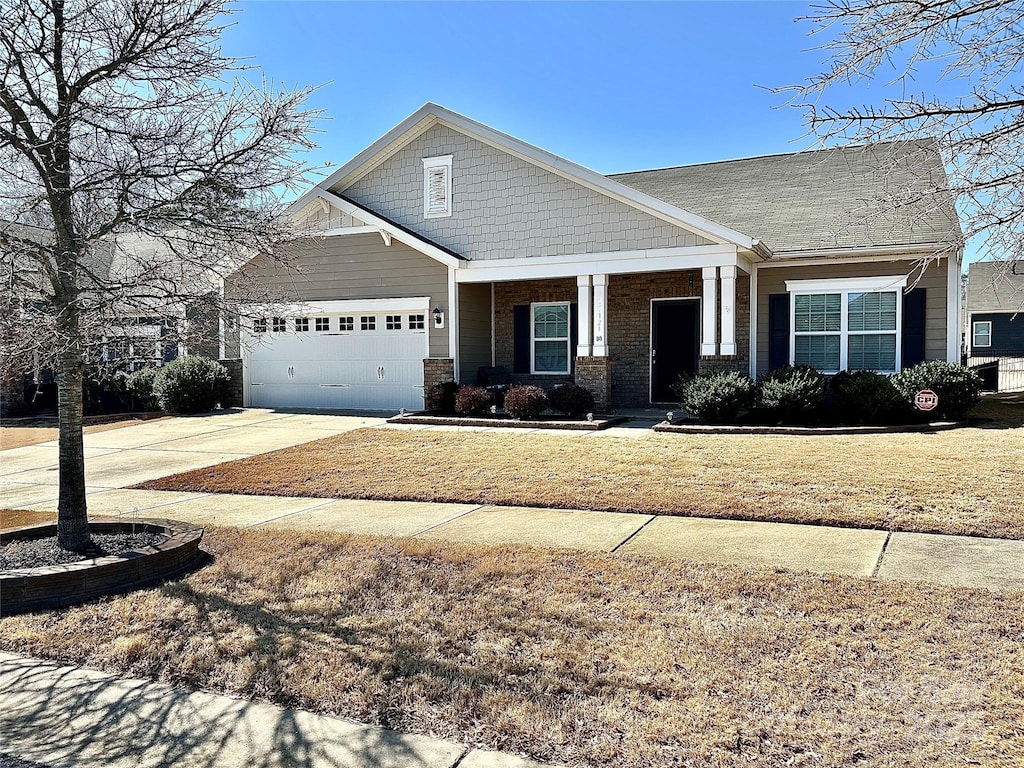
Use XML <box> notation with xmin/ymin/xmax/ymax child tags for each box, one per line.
<box><xmin>56</xmin><ymin>343</ymin><xmax>89</xmax><ymax>552</ymax></box>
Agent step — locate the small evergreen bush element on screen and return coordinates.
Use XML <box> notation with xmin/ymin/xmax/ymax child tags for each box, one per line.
<box><xmin>502</xmin><ymin>385</ymin><xmax>549</xmax><ymax>420</ymax></box>
<box><xmin>830</xmin><ymin>370</ymin><xmax>908</xmax><ymax>425</ymax></box>
<box><xmin>671</xmin><ymin>371</ymin><xmax>756</xmax><ymax>423</ymax></box>
<box><xmin>550</xmin><ymin>383</ymin><xmax>595</xmax><ymax>417</ymax></box>
<box><xmin>152</xmin><ymin>356</ymin><xmax>230</xmax><ymax>414</ymax></box>
<box><xmin>892</xmin><ymin>360</ymin><xmax>982</xmax><ymax>420</ymax></box>
<box><xmin>454</xmin><ymin>385</ymin><xmax>493</xmax><ymax>416</ymax></box>
<box><xmin>125</xmin><ymin>366</ymin><xmax>161</xmax><ymax>411</ymax></box>
<box><xmin>425</xmin><ymin>381</ymin><xmax>459</xmax><ymax>414</ymax></box>
<box><xmin>758</xmin><ymin>365</ymin><xmax>828</xmax><ymax>424</ymax></box>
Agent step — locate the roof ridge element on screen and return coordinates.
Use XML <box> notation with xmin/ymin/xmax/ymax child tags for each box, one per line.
<box><xmin>607</xmin><ymin>138</ymin><xmax>938</xmax><ymax>177</ymax></box>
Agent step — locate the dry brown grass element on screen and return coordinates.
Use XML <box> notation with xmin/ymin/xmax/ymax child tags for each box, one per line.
<box><xmin>1</xmin><ymin>527</ymin><xmax>1021</xmax><ymax>767</ymax></box>
<box><xmin>0</xmin><ymin>509</ymin><xmax>56</xmax><ymax>531</ymax></box>
<box><xmin>138</xmin><ymin>396</ymin><xmax>1024</xmax><ymax>539</ymax></box>
<box><xmin>0</xmin><ymin>413</ymin><xmax>168</xmax><ymax>451</ymax></box>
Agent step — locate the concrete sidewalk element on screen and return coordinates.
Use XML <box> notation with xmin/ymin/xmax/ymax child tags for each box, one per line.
<box><xmin>0</xmin><ymin>652</ymin><xmax>547</xmax><ymax>768</ymax></box>
<box><xmin>12</xmin><ymin>486</ymin><xmax>1024</xmax><ymax>591</ymax></box>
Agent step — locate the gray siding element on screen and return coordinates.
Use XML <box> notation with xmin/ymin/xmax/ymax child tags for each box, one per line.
<box><xmin>755</xmin><ymin>258</ymin><xmax>949</xmax><ymax>375</ymax></box>
<box><xmin>458</xmin><ymin>282</ymin><xmax>492</xmax><ymax>383</ymax></box>
<box><xmin>226</xmin><ymin>233</ymin><xmax>450</xmax><ymax>357</ymax></box>
<box><xmin>341</xmin><ymin>123</ymin><xmax>712</xmax><ymax>261</ymax></box>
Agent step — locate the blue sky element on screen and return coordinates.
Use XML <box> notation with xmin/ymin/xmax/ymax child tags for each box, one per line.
<box><xmin>223</xmin><ymin>1</ymin><xmax>978</xmax><ymax>261</ymax></box>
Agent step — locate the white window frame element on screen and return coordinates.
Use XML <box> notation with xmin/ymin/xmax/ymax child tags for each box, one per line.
<box><xmin>786</xmin><ymin>276</ymin><xmax>907</xmax><ymax>374</ymax></box>
<box><xmin>338</xmin><ymin>316</ymin><xmax>354</xmax><ymax>332</ymax></box>
<box><xmin>972</xmin><ymin>320</ymin><xmax>992</xmax><ymax>348</ymax></box>
<box><xmin>530</xmin><ymin>301</ymin><xmax>571</xmax><ymax>375</ymax></box>
<box><xmin>408</xmin><ymin>313</ymin><xmax>425</xmax><ymax>331</ymax></box>
<box><xmin>422</xmin><ymin>155</ymin><xmax>453</xmax><ymax>219</ymax></box>
<box><xmin>314</xmin><ymin>317</ymin><xmax>330</xmax><ymax>332</ymax></box>
<box><xmin>294</xmin><ymin>317</ymin><xmax>309</xmax><ymax>332</ymax></box>
<box><xmin>385</xmin><ymin>314</ymin><xmax>402</xmax><ymax>331</ymax></box>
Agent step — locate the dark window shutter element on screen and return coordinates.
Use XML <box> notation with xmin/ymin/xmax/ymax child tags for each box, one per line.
<box><xmin>768</xmin><ymin>293</ymin><xmax>790</xmax><ymax>371</ymax></box>
<box><xmin>570</xmin><ymin>303</ymin><xmax>578</xmax><ymax>371</ymax></box>
<box><xmin>902</xmin><ymin>288</ymin><xmax>926</xmax><ymax>368</ymax></box>
<box><xmin>513</xmin><ymin>305</ymin><xmax>530</xmax><ymax>374</ymax></box>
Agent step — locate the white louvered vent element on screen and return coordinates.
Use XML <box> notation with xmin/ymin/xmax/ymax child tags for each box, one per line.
<box><xmin>422</xmin><ymin>155</ymin><xmax>453</xmax><ymax>218</ymax></box>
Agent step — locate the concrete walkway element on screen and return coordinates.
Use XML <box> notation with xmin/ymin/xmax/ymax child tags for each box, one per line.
<box><xmin>0</xmin><ymin>652</ymin><xmax>547</xmax><ymax>768</ymax></box>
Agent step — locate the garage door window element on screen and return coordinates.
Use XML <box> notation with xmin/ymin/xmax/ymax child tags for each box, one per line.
<box><xmin>315</xmin><ymin>317</ymin><xmax>330</xmax><ymax>332</ymax></box>
<box><xmin>253</xmin><ymin>318</ymin><xmax>267</xmax><ymax>335</ymax></box>
<box><xmin>361</xmin><ymin>316</ymin><xmax>376</xmax><ymax>331</ymax></box>
<box><xmin>409</xmin><ymin>314</ymin><xmax>425</xmax><ymax>330</ymax></box>
<box><xmin>295</xmin><ymin>318</ymin><xmax>309</xmax><ymax>332</ymax></box>
<box><xmin>386</xmin><ymin>315</ymin><xmax>402</xmax><ymax>330</ymax></box>
<box><xmin>272</xmin><ymin>317</ymin><xmax>286</xmax><ymax>333</ymax></box>
<box><xmin>339</xmin><ymin>317</ymin><xmax>354</xmax><ymax>331</ymax></box>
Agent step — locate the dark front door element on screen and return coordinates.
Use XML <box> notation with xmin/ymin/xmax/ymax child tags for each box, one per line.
<box><xmin>651</xmin><ymin>299</ymin><xmax>700</xmax><ymax>402</ymax></box>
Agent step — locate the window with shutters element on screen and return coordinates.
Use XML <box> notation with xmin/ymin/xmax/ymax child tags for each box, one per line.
<box><xmin>787</xmin><ymin>276</ymin><xmax>906</xmax><ymax>374</ymax></box>
<box><xmin>422</xmin><ymin>155</ymin><xmax>453</xmax><ymax>218</ymax></box>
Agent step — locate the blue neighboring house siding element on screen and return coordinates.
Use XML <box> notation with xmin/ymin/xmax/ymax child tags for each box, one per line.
<box><xmin>973</xmin><ymin>312</ymin><xmax>1024</xmax><ymax>355</ymax></box>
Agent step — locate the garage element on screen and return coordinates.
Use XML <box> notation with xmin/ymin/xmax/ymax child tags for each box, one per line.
<box><xmin>242</xmin><ymin>299</ymin><xmax>430</xmax><ymax>411</ymax></box>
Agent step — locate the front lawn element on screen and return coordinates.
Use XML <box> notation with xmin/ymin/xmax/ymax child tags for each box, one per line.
<box><xmin>137</xmin><ymin>395</ymin><xmax>1024</xmax><ymax>539</ymax></box>
<box><xmin>1</xmin><ymin>527</ymin><xmax>1020</xmax><ymax>767</ymax></box>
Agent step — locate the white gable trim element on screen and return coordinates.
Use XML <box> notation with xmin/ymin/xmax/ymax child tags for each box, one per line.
<box><xmin>288</xmin><ymin>103</ymin><xmax>767</xmax><ymax>256</ymax></box>
<box><xmin>302</xmin><ymin>189</ymin><xmax>463</xmax><ymax>269</ymax></box>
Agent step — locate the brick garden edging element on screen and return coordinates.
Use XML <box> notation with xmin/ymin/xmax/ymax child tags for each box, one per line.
<box><xmin>1</xmin><ymin>520</ymin><xmax>205</xmax><ymax>616</ymax></box>
<box><xmin>653</xmin><ymin>420</ymin><xmax>962</xmax><ymax>435</ymax></box>
<box><xmin>388</xmin><ymin>413</ymin><xmax>628</xmax><ymax>430</ymax></box>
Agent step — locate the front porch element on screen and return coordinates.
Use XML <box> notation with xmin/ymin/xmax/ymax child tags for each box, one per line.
<box><xmin>451</xmin><ymin>264</ymin><xmax>751</xmax><ymax>410</ymax></box>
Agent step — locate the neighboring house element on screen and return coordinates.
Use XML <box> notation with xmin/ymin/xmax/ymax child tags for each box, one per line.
<box><xmin>965</xmin><ymin>260</ymin><xmax>1024</xmax><ymax>392</ymax></box>
<box><xmin>225</xmin><ymin>103</ymin><xmax>963</xmax><ymax>412</ymax></box>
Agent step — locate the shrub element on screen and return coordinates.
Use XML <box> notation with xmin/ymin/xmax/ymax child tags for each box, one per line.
<box><xmin>892</xmin><ymin>360</ymin><xmax>982</xmax><ymax>420</ymax></box>
<box><xmin>125</xmin><ymin>366</ymin><xmax>161</xmax><ymax>411</ymax></box>
<box><xmin>671</xmin><ymin>370</ymin><xmax>756</xmax><ymax>423</ymax></box>
<box><xmin>455</xmin><ymin>385</ymin><xmax>493</xmax><ymax>416</ymax></box>
<box><xmin>830</xmin><ymin>370</ymin><xmax>909</xmax><ymax>425</ymax></box>
<box><xmin>152</xmin><ymin>356</ymin><xmax>230</xmax><ymax>414</ymax></box>
<box><xmin>425</xmin><ymin>381</ymin><xmax>459</xmax><ymax>414</ymax></box>
<box><xmin>549</xmin><ymin>383</ymin><xmax>595</xmax><ymax>417</ymax></box>
<box><xmin>758</xmin><ymin>365</ymin><xmax>828</xmax><ymax>424</ymax></box>
<box><xmin>502</xmin><ymin>385</ymin><xmax>548</xmax><ymax>420</ymax></box>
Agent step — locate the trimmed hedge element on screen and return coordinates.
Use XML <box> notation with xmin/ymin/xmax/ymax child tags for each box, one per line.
<box><xmin>671</xmin><ymin>371</ymin><xmax>756</xmax><ymax>423</ymax></box>
<box><xmin>455</xmin><ymin>385</ymin><xmax>493</xmax><ymax>416</ymax></box>
<box><xmin>830</xmin><ymin>370</ymin><xmax>909</xmax><ymax>425</ymax></box>
<box><xmin>550</xmin><ymin>383</ymin><xmax>595</xmax><ymax>417</ymax></box>
<box><xmin>893</xmin><ymin>360</ymin><xmax>982</xmax><ymax>420</ymax></box>
<box><xmin>503</xmin><ymin>385</ymin><xmax>549</xmax><ymax>420</ymax></box>
<box><xmin>758</xmin><ymin>366</ymin><xmax>829</xmax><ymax>425</ymax></box>
<box><xmin>425</xmin><ymin>381</ymin><xmax>459</xmax><ymax>415</ymax></box>
<box><xmin>152</xmin><ymin>356</ymin><xmax>230</xmax><ymax>414</ymax></box>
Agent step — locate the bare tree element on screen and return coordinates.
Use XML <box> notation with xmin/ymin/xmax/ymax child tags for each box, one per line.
<box><xmin>0</xmin><ymin>0</ymin><xmax>318</xmax><ymax>551</ymax></box>
<box><xmin>780</xmin><ymin>0</ymin><xmax>1022</xmax><ymax>267</ymax></box>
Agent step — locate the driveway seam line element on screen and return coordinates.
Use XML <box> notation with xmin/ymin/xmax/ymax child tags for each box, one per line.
<box><xmin>412</xmin><ymin>504</ymin><xmax>486</xmax><ymax>537</ymax></box>
<box><xmin>609</xmin><ymin>515</ymin><xmax>657</xmax><ymax>553</ymax></box>
<box><xmin>449</xmin><ymin>746</ymin><xmax>472</xmax><ymax>768</ymax></box>
<box><xmin>871</xmin><ymin>531</ymin><xmax>893</xmax><ymax>578</ymax></box>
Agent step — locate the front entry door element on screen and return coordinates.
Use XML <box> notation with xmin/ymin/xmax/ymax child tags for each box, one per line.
<box><xmin>651</xmin><ymin>299</ymin><xmax>700</xmax><ymax>402</ymax></box>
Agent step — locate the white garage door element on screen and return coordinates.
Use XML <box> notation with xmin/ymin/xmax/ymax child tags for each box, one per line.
<box><xmin>244</xmin><ymin>302</ymin><xmax>430</xmax><ymax>411</ymax></box>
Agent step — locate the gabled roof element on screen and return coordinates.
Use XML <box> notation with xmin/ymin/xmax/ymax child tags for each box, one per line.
<box><xmin>610</xmin><ymin>140</ymin><xmax>963</xmax><ymax>256</ymax></box>
<box><xmin>967</xmin><ymin>260</ymin><xmax>1024</xmax><ymax>313</ymax></box>
<box><xmin>289</xmin><ymin>103</ymin><xmax>766</xmax><ymax>256</ymax></box>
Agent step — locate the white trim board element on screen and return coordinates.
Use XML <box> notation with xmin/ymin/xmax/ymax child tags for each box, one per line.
<box><xmin>286</xmin><ymin>103</ymin><xmax>767</xmax><ymax>255</ymax></box>
<box><xmin>785</xmin><ymin>275</ymin><xmax>909</xmax><ymax>293</ymax></box>
<box><xmin>241</xmin><ymin>297</ymin><xmax>431</xmax><ymax>317</ymax></box>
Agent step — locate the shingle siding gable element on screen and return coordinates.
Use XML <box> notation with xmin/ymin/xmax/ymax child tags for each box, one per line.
<box><xmin>338</xmin><ymin>124</ymin><xmax>711</xmax><ymax>261</ymax></box>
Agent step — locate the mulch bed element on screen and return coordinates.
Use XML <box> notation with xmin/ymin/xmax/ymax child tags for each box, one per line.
<box><xmin>388</xmin><ymin>412</ymin><xmax>627</xmax><ymax>430</ymax></box>
<box><xmin>0</xmin><ymin>532</ymin><xmax>167</xmax><ymax>570</ymax></box>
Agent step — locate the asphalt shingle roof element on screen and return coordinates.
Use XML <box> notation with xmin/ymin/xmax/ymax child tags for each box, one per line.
<box><xmin>609</xmin><ymin>139</ymin><xmax>962</xmax><ymax>255</ymax></box>
<box><xmin>967</xmin><ymin>261</ymin><xmax>1024</xmax><ymax>313</ymax></box>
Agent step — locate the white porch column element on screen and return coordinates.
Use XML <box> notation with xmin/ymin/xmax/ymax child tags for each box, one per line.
<box><xmin>576</xmin><ymin>274</ymin><xmax>592</xmax><ymax>357</ymax></box>
<box><xmin>720</xmin><ymin>265</ymin><xmax>737</xmax><ymax>356</ymax></box>
<box><xmin>701</xmin><ymin>266</ymin><xmax>718</xmax><ymax>356</ymax></box>
<box><xmin>593</xmin><ymin>273</ymin><xmax>608</xmax><ymax>357</ymax></box>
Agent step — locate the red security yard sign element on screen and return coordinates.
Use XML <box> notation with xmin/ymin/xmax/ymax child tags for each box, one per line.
<box><xmin>914</xmin><ymin>389</ymin><xmax>939</xmax><ymax>412</ymax></box>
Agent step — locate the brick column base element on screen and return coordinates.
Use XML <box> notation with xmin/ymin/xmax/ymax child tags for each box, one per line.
<box><xmin>219</xmin><ymin>359</ymin><xmax>243</xmax><ymax>407</ymax></box>
<box><xmin>699</xmin><ymin>355</ymin><xmax>743</xmax><ymax>375</ymax></box>
<box><xmin>575</xmin><ymin>356</ymin><xmax>612</xmax><ymax>413</ymax></box>
<box><xmin>422</xmin><ymin>358</ymin><xmax>455</xmax><ymax>403</ymax></box>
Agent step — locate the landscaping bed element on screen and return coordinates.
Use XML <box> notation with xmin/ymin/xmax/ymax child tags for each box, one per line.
<box><xmin>388</xmin><ymin>412</ymin><xmax>627</xmax><ymax>430</ymax></box>
<box><xmin>0</xmin><ymin>526</ymin><xmax>1019</xmax><ymax>768</ymax></box>
<box><xmin>653</xmin><ymin>419</ymin><xmax>962</xmax><ymax>435</ymax></box>
<box><xmin>136</xmin><ymin>395</ymin><xmax>1024</xmax><ymax>540</ymax></box>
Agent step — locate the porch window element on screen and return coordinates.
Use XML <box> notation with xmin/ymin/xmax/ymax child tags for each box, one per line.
<box><xmin>531</xmin><ymin>302</ymin><xmax>570</xmax><ymax>374</ymax></box>
<box><xmin>973</xmin><ymin>320</ymin><xmax>992</xmax><ymax>348</ymax></box>
<box><xmin>787</xmin><ymin>276</ymin><xmax>906</xmax><ymax>374</ymax></box>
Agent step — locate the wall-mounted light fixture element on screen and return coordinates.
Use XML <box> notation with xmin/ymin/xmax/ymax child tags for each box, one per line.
<box><xmin>432</xmin><ymin>307</ymin><xmax>444</xmax><ymax>329</ymax></box>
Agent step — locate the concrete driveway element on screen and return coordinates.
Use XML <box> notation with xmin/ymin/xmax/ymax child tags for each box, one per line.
<box><xmin>0</xmin><ymin>409</ymin><xmax>385</xmax><ymax>510</ymax></box>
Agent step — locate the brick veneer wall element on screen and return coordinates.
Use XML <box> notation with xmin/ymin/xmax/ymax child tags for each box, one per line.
<box><xmin>219</xmin><ymin>359</ymin><xmax>243</xmax><ymax>408</ymax></box>
<box><xmin>575</xmin><ymin>356</ymin><xmax>612</xmax><ymax>412</ymax></box>
<box><xmin>491</xmin><ymin>271</ymin><xmax>751</xmax><ymax>408</ymax></box>
<box><xmin>423</xmin><ymin>358</ymin><xmax>455</xmax><ymax>400</ymax></box>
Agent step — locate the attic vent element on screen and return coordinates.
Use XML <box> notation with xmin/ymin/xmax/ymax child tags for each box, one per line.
<box><xmin>422</xmin><ymin>155</ymin><xmax>453</xmax><ymax>218</ymax></box>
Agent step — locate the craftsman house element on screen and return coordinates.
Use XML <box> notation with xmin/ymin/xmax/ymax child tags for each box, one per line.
<box><xmin>225</xmin><ymin>104</ymin><xmax>963</xmax><ymax>411</ymax></box>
